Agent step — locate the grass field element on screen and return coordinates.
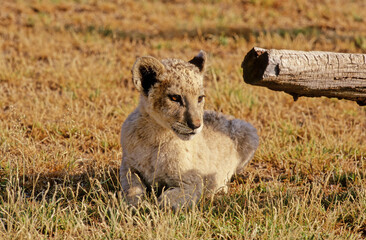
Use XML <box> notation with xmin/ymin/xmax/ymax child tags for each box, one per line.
<box><xmin>0</xmin><ymin>0</ymin><xmax>365</xmax><ymax>239</ymax></box>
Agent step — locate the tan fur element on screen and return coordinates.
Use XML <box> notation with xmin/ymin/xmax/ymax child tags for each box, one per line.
<box><xmin>120</xmin><ymin>51</ymin><xmax>259</xmax><ymax>210</ymax></box>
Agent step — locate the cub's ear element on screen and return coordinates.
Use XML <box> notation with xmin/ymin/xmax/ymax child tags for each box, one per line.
<box><xmin>188</xmin><ymin>50</ymin><xmax>207</xmax><ymax>72</ymax></box>
<box><xmin>132</xmin><ymin>56</ymin><xmax>165</xmax><ymax>96</ymax></box>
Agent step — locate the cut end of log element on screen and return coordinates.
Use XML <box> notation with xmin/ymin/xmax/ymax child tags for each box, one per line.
<box><xmin>241</xmin><ymin>47</ymin><xmax>269</xmax><ymax>84</ymax></box>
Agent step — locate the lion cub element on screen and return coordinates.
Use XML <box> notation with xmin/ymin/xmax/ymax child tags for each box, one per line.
<box><xmin>120</xmin><ymin>51</ymin><xmax>259</xmax><ymax>210</ymax></box>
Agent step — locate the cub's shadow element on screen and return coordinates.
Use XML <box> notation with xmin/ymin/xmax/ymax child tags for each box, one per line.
<box><xmin>12</xmin><ymin>166</ymin><xmax>121</xmax><ymax>202</ymax></box>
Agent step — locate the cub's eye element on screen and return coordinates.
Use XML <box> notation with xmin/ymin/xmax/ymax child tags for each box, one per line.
<box><xmin>198</xmin><ymin>95</ymin><xmax>205</xmax><ymax>103</ymax></box>
<box><xmin>168</xmin><ymin>94</ymin><xmax>182</xmax><ymax>103</ymax></box>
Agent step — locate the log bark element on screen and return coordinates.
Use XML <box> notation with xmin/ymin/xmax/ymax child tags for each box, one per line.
<box><xmin>241</xmin><ymin>47</ymin><xmax>366</xmax><ymax>106</ymax></box>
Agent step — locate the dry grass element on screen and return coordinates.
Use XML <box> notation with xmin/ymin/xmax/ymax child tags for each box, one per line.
<box><xmin>0</xmin><ymin>0</ymin><xmax>366</xmax><ymax>239</ymax></box>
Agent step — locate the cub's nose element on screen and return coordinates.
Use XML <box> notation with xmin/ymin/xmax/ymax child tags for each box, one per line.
<box><xmin>187</xmin><ymin>119</ymin><xmax>201</xmax><ymax>130</ymax></box>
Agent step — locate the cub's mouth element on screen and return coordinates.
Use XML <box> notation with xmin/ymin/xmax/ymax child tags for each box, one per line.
<box><xmin>171</xmin><ymin>122</ymin><xmax>201</xmax><ymax>140</ymax></box>
<box><xmin>171</xmin><ymin>127</ymin><xmax>196</xmax><ymax>136</ymax></box>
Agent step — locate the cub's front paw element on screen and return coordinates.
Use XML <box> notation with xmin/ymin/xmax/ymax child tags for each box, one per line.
<box><xmin>158</xmin><ymin>187</ymin><xmax>200</xmax><ymax>212</ymax></box>
<box><xmin>123</xmin><ymin>186</ymin><xmax>145</xmax><ymax>207</ymax></box>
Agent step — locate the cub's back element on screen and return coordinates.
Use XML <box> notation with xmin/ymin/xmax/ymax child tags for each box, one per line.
<box><xmin>202</xmin><ymin>110</ymin><xmax>259</xmax><ymax>171</ymax></box>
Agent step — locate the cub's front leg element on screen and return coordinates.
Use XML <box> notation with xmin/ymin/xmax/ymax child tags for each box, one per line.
<box><xmin>158</xmin><ymin>172</ymin><xmax>203</xmax><ymax>211</ymax></box>
<box><xmin>120</xmin><ymin>160</ymin><xmax>146</xmax><ymax>207</ymax></box>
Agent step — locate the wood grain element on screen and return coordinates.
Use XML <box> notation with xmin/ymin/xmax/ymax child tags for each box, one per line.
<box><xmin>241</xmin><ymin>47</ymin><xmax>366</xmax><ymax>106</ymax></box>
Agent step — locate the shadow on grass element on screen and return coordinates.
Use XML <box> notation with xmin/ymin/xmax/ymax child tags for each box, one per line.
<box><xmin>62</xmin><ymin>23</ymin><xmax>361</xmax><ymax>49</ymax></box>
<box><xmin>65</xmin><ymin>24</ymin><xmax>255</xmax><ymax>41</ymax></box>
<box><xmin>0</xmin><ymin>166</ymin><xmax>121</xmax><ymax>204</ymax></box>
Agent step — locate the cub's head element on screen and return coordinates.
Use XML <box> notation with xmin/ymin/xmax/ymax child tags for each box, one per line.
<box><xmin>132</xmin><ymin>51</ymin><xmax>207</xmax><ymax>140</ymax></box>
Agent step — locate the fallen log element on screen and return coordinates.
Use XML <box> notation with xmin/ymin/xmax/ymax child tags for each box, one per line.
<box><xmin>241</xmin><ymin>47</ymin><xmax>366</xmax><ymax>106</ymax></box>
